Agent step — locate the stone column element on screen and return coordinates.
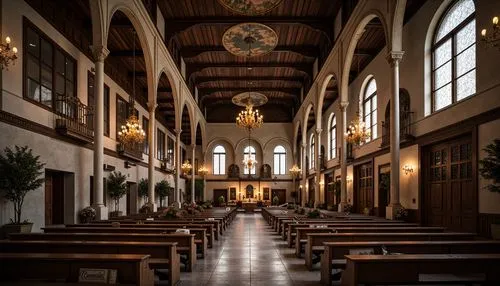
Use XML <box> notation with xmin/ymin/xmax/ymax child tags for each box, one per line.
<box><xmin>301</xmin><ymin>142</ymin><xmax>307</xmax><ymax>207</ymax></box>
<box><xmin>339</xmin><ymin>101</ymin><xmax>349</xmax><ymax>212</ymax></box>
<box><xmin>174</xmin><ymin>129</ymin><xmax>182</xmax><ymax>207</ymax></box>
<box><xmin>314</xmin><ymin>128</ymin><xmax>322</xmax><ymax>207</ymax></box>
<box><xmin>386</xmin><ymin>51</ymin><xmax>405</xmax><ymax>219</ymax></box>
<box><xmin>190</xmin><ymin>144</ymin><xmax>196</xmax><ymax>203</ymax></box>
<box><xmin>147</xmin><ymin>102</ymin><xmax>157</xmax><ymax>211</ymax></box>
<box><xmin>91</xmin><ymin>45</ymin><xmax>109</xmax><ymax>220</ymax></box>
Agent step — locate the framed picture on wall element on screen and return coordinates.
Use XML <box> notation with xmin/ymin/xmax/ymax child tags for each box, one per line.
<box><xmin>263</xmin><ymin>187</ymin><xmax>270</xmax><ymax>200</ymax></box>
<box><xmin>229</xmin><ymin>187</ymin><xmax>237</xmax><ymax>200</ymax></box>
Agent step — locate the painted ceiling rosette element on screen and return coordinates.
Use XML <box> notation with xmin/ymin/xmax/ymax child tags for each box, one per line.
<box><xmin>232</xmin><ymin>92</ymin><xmax>268</xmax><ymax>107</ymax></box>
<box><xmin>222</xmin><ymin>22</ymin><xmax>278</xmax><ymax>57</ymax></box>
<box><xmin>217</xmin><ymin>0</ymin><xmax>283</xmax><ymax>16</ymax></box>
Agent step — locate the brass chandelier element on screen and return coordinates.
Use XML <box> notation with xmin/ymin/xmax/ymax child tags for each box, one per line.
<box><xmin>236</xmin><ymin>103</ymin><xmax>263</xmax><ymax>131</ymax></box>
<box><xmin>481</xmin><ymin>16</ymin><xmax>499</xmax><ymax>50</ymax></box>
<box><xmin>181</xmin><ymin>160</ymin><xmax>193</xmax><ymax>175</ymax></box>
<box><xmin>345</xmin><ymin>112</ymin><xmax>371</xmax><ymax>146</ymax></box>
<box><xmin>0</xmin><ymin>36</ymin><xmax>18</xmax><ymax>70</ymax></box>
<box><xmin>118</xmin><ymin>31</ymin><xmax>145</xmax><ymax>146</ymax></box>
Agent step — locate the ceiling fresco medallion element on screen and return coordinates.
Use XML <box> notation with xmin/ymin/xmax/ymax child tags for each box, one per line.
<box><xmin>222</xmin><ymin>23</ymin><xmax>278</xmax><ymax>57</ymax></box>
<box><xmin>232</xmin><ymin>92</ymin><xmax>268</xmax><ymax>107</ymax></box>
<box><xmin>217</xmin><ymin>0</ymin><xmax>283</xmax><ymax>16</ymax></box>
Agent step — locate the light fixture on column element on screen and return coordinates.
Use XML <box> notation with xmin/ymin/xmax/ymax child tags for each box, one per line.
<box><xmin>0</xmin><ymin>36</ymin><xmax>18</xmax><ymax>70</ymax></box>
<box><xmin>481</xmin><ymin>16</ymin><xmax>499</xmax><ymax>50</ymax></box>
<box><xmin>345</xmin><ymin>112</ymin><xmax>370</xmax><ymax>147</ymax></box>
<box><xmin>118</xmin><ymin>30</ymin><xmax>145</xmax><ymax>146</ymax></box>
<box><xmin>181</xmin><ymin>160</ymin><xmax>192</xmax><ymax>175</ymax></box>
<box><xmin>402</xmin><ymin>165</ymin><xmax>414</xmax><ymax>175</ymax></box>
<box><xmin>289</xmin><ymin>164</ymin><xmax>301</xmax><ymax>178</ymax></box>
<box><xmin>198</xmin><ymin>165</ymin><xmax>209</xmax><ymax>176</ymax></box>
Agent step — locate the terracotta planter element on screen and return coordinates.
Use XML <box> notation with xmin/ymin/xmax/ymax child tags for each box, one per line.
<box><xmin>491</xmin><ymin>223</ymin><xmax>500</xmax><ymax>240</ymax></box>
<box><xmin>2</xmin><ymin>223</ymin><xmax>33</xmax><ymax>238</ymax></box>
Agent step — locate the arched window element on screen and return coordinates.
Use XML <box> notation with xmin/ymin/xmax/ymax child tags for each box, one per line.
<box><xmin>328</xmin><ymin>114</ymin><xmax>337</xmax><ymax>159</ymax></box>
<box><xmin>213</xmin><ymin>145</ymin><xmax>226</xmax><ymax>175</ymax></box>
<box><xmin>309</xmin><ymin>134</ymin><xmax>315</xmax><ymax>169</ymax></box>
<box><xmin>273</xmin><ymin>145</ymin><xmax>286</xmax><ymax>175</ymax></box>
<box><xmin>244</xmin><ymin>146</ymin><xmax>256</xmax><ymax>175</ymax></box>
<box><xmin>363</xmin><ymin>77</ymin><xmax>377</xmax><ymax>141</ymax></box>
<box><xmin>432</xmin><ymin>0</ymin><xmax>475</xmax><ymax>112</ymax></box>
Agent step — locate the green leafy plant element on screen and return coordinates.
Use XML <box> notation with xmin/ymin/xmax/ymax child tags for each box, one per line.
<box><xmin>395</xmin><ymin>206</ymin><xmax>409</xmax><ymax>220</ymax></box>
<box><xmin>0</xmin><ymin>146</ymin><xmax>45</xmax><ymax>224</ymax></box>
<box><xmin>307</xmin><ymin>209</ymin><xmax>321</xmax><ymax>218</ymax></box>
<box><xmin>479</xmin><ymin>139</ymin><xmax>500</xmax><ymax>193</ymax></box>
<box><xmin>107</xmin><ymin>171</ymin><xmax>127</xmax><ymax>213</ymax></box>
<box><xmin>79</xmin><ymin>206</ymin><xmax>96</xmax><ymax>223</ymax></box>
<box><xmin>155</xmin><ymin>180</ymin><xmax>171</xmax><ymax>208</ymax></box>
<box><xmin>218</xmin><ymin>195</ymin><xmax>226</xmax><ymax>206</ymax></box>
<box><xmin>272</xmin><ymin>196</ymin><xmax>280</xmax><ymax>206</ymax></box>
<box><xmin>138</xmin><ymin>178</ymin><xmax>148</xmax><ymax>202</ymax></box>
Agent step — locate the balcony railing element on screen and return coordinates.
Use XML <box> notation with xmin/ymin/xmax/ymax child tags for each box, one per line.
<box><xmin>117</xmin><ymin>142</ymin><xmax>143</xmax><ymax>161</ymax></box>
<box><xmin>160</xmin><ymin>154</ymin><xmax>175</xmax><ymax>173</ymax></box>
<box><xmin>54</xmin><ymin>94</ymin><xmax>94</xmax><ymax>143</ymax></box>
<box><xmin>380</xmin><ymin>111</ymin><xmax>414</xmax><ymax>148</ymax></box>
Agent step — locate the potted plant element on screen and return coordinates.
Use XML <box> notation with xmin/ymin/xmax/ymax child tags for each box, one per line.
<box><xmin>307</xmin><ymin>209</ymin><xmax>321</xmax><ymax>218</ymax></box>
<box><xmin>479</xmin><ymin>139</ymin><xmax>500</xmax><ymax>239</ymax></box>
<box><xmin>79</xmin><ymin>206</ymin><xmax>96</xmax><ymax>223</ymax></box>
<box><xmin>272</xmin><ymin>196</ymin><xmax>280</xmax><ymax>206</ymax></box>
<box><xmin>107</xmin><ymin>171</ymin><xmax>127</xmax><ymax>217</ymax></box>
<box><xmin>0</xmin><ymin>146</ymin><xmax>44</xmax><ymax>234</ymax></box>
<box><xmin>395</xmin><ymin>205</ymin><xmax>409</xmax><ymax>221</ymax></box>
<box><xmin>195</xmin><ymin>179</ymin><xmax>204</xmax><ymax>201</ymax></box>
<box><xmin>138</xmin><ymin>178</ymin><xmax>149</xmax><ymax>203</ymax></box>
<box><xmin>218</xmin><ymin>195</ymin><xmax>226</xmax><ymax>207</ymax></box>
<box><xmin>155</xmin><ymin>180</ymin><xmax>171</xmax><ymax>209</ymax></box>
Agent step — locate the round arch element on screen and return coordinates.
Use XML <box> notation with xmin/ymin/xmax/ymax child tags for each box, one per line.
<box><xmin>316</xmin><ymin>73</ymin><xmax>340</xmax><ymax>130</ymax></box>
<box><xmin>302</xmin><ymin>103</ymin><xmax>316</xmax><ymax>143</ymax></box>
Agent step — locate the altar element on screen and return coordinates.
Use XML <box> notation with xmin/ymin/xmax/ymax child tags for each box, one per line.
<box><xmin>242</xmin><ymin>202</ymin><xmax>258</xmax><ymax>212</ymax></box>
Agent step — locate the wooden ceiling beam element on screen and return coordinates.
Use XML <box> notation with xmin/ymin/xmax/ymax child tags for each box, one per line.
<box><xmin>354</xmin><ymin>48</ymin><xmax>379</xmax><ymax>57</ymax></box>
<box><xmin>181</xmin><ymin>45</ymin><xmax>319</xmax><ymax>58</ymax></box>
<box><xmin>198</xmin><ymin>87</ymin><xmax>301</xmax><ymax>95</ymax></box>
<box><xmin>187</xmin><ymin>62</ymin><xmax>313</xmax><ymax>78</ymax></box>
<box><xmin>194</xmin><ymin>75</ymin><xmax>305</xmax><ymax>85</ymax></box>
<box><xmin>203</xmin><ymin>98</ymin><xmax>294</xmax><ymax>107</ymax></box>
<box><xmin>110</xmin><ymin>50</ymin><xmax>144</xmax><ymax>57</ymax></box>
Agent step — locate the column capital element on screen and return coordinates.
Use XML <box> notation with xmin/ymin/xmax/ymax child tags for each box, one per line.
<box><xmin>386</xmin><ymin>51</ymin><xmax>405</xmax><ymax>66</ymax></box>
<box><xmin>174</xmin><ymin>129</ymin><xmax>182</xmax><ymax>136</ymax></box>
<box><xmin>91</xmin><ymin>45</ymin><xmax>110</xmax><ymax>62</ymax></box>
<box><xmin>301</xmin><ymin>142</ymin><xmax>307</xmax><ymax>149</ymax></box>
<box><xmin>147</xmin><ymin>102</ymin><xmax>157</xmax><ymax>113</ymax></box>
<box><xmin>339</xmin><ymin>101</ymin><xmax>349</xmax><ymax>112</ymax></box>
<box><xmin>315</xmin><ymin>128</ymin><xmax>322</xmax><ymax>135</ymax></box>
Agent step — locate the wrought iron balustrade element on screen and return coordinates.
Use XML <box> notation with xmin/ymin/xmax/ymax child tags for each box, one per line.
<box><xmin>380</xmin><ymin>110</ymin><xmax>414</xmax><ymax>148</ymax></box>
<box><xmin>117</xmin><ymin>142</ymin><xmax>143</xmax><ymax>161</ymax></box>
<box><xmin>54</xmin><ymin>94</ymin><xmax>93</xmax><ymax>142</ymax></box>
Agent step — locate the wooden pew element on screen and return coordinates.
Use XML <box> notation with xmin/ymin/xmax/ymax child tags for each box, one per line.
<box><xmin>287</xmin><ymin>222</ymin><xmax>419</xmax><ymax>247</ymax></box>
<box><xmin>0</xmin><ymin>253</ymin><xmax>154</xmax><ymax>286</ymax></box>
<box><xmin>320</xmin><ymin>240</ymin><xmax>500</xmax><ymax>285</ymax></box>
<box><xmin>9</xmin><ymin>232</ymin><xmax>197</xmax><ymax>272</ymax></box>
<box><xmin>0</xmin><ymin>240</ymin><xmax>180</xmax><ymax>285</ymax></box>
<box><xmin>43</xmin><ymin>226</ymin><xmax>208</xmax><ymax>258</ymax></box>
<box><xmin>340</xmin><ymin>254</ymin><xmax>500</xmax><ymax>286</ymax></box>
<box><xmin>303</xmin><ymin>232</ymin><xmax>477</xmax><ymax>270</ymax></box>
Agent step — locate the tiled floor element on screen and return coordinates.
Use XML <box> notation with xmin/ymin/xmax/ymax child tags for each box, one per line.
<box><xmin>177</xmin><ymin>213</ymin><xmax>321</xmax><ymax>286</ymax></box>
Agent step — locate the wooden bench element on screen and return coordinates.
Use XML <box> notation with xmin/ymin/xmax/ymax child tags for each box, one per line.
<box><xmin>0</xmin><ymin>240</ymin><xmax>180</xmax><ymax>285</ymax></box>
<box><xmin>303</xmin><ymin>232</ymin><xmax>477</xmax><ymax>270</ymax></box>
<box><xmin>287</xmin><ymin>222</ymin><xmax>419</xmax><ymax>247</ymax></box>
<box><xmin>340</xmin><ymin>254</ymin><xmax>500</xmax><ymax>286</ymax></box>
<box><xmin>320</xmin><ymin>240</ymin><xmax>500</xmax><ymax>285</ymax></box>
<box><xmin>43</xmin><ymin>226</ymin><xmax>208</xmax><ymax>258</ymax></box>
<box><xmin>9</xmin><ymin>232</ymin><xmax>197</xmax><ymax>272</ymax></box>
<box><xmin>0</xmin><ymin>253</ymin><xmax>154</xmax><ymax>286</ymax></box>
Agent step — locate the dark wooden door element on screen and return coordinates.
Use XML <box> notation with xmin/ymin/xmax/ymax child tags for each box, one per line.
<box><xmin>271</xmin><ymin>189</ymin><xmax>286</xmax><ymax>205</ymax></box>
<box><xmin>378</xmin><ymin>164</ymin><xmax>390</xmax><ymax>218</ymax></box>
<box><xmin>213</xmin><ymin>189</ymin><xmax>228</xmax><ymax>206</ymax></box>
<box><xmin>308</xmin><ymin>178</ymin><xmax>315</xmax><ymax>205</ymax></box>
<box><xmin>423</xmin><ymin>136</ymin><xmax>476</xmax><ymax>232</ymax></box>
<box><xmin>45</xmin><ymin>171</ymin><xmax>64</xmax><ymax>225</ymax></box>
<box><xmin>354</xmin><ymin>162</ymin><xmax>373</xmax><ymax>214</ymax></box>
<box><xmin>44</xmin><ymin>175</ymin><xmax>53</xmax><ymax>225</ymax></box>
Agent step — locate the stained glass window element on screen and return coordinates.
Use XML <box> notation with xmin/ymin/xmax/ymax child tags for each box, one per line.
<box><xmin>273</xmin><ymin>145</ymin><xmax>286</xmax><ymax>175</ymax></box>
<box><xmin>432</xmin><ymin>0</ymin><xmax>475</xmax><ymax>112</ymax></box>
<box><xmin>363</xmin><ymin>77</ymin><xmax>377</xmax><ymax>141</ymax></box>
<box><xmin>213</xmin><ymin>145</ymin><xmax>226</xmax><ymax>175</ymax></box>
<box><xmin>329</xmin><ymin>114</ymin><xmax>337</xmax><ymax>159</ymax></box>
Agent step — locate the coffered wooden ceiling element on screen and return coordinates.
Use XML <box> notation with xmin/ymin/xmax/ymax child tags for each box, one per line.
<box><xmin>26</xmin><ymin>0</ymin><xmax>427</xmax><ymax>127</ymax></box>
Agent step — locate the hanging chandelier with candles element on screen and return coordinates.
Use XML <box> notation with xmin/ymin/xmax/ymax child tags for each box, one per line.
<box><xmin>236</xmin><ymin>104</ymin><xmax>263</xmax><ymax>131</ymax></box>
<box><xmin>481</xmin><ymin>16</ymin><xmax>499</xmax><ymax>50</ymax></box>
<box><xmin>345</xmin><ymin>113</ymin><xmax>371</xmax><ymax>146</ymax></box>
<box><xmin>289</xmin><ymin>164</ymin><xmax>302</xmax><ymax>178</ymax></box>
<box><xmin>181</xmin><ymin>160</ymin><xmax>193</xmax><ymax>175</ymax></box>
<box><xmin>198</xmin><ymin>165</ymin><xmax>209</xmax><ymax>176</ymax></box>
<box><xmin>0</xmin><ymin>36</ymin><xmax>18</xmax><ymax>70</ymax></box>
<box><xmin>118</xmin><ymin>30</ymin><xmax>146</xmax><ymax>146</ymax></box>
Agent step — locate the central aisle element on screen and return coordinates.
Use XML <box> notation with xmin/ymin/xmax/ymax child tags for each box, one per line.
<box><xmin>179</xmin><ymin>213</ymin><xmax>320</xmax><ymax>286</ymax></box>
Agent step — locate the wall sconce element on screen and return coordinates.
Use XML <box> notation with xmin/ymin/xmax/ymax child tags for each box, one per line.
<box><xmin>299</xmin><ymin>184</ymin><xmax>303</xmax><ymax>189</ymax></box>
<box><xmin>402</xmin><ymin>165</ymin><xmax>414</xmax><ymax>175</ymax></box>
<box><xmin>319</xmin><ymin>181</ymin><xmax>324</xmax><ymax>186</ymax></box>
<box><xmin>481</xmin><ymin>16</ymin><xmax>499</xmax><ymax>50</ymax></box>
<box><xmin>346</xmin><ymin>176</ymin><xmax>352</xmax><ymax>184</ymax></box>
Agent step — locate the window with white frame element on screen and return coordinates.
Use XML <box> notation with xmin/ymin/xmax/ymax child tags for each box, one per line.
<box><xmin>309</xmin><ymin>134</ymin><xmax>315</xmax><ymax>169</ymax></box>
<box><xmin>244</xmin><ymin>146</ymin><xmax>256</xmax><ymax>175</ymax></box>
<box><xmin>329</xmin><ymin>114</ymin><xmax>337</xmax><ymax>159</ymax></box>
<box><xmin>363</xmin><ymin>77</ymin><xmax>377</xmax><ymax>141</ymax></box>
<box><xmin>273</xmin><ymin>145</ymin><xmax>286</xmax><ymax>175</ymax></box>
<box><xmin>432</xmin><ymin>0</ymin><xmax>475</xmax><ymax>112</ymax></box>
<box><xmin>213</xmin><ymin>145</ymin><xmax>226</xmax><ymax>175</ymax></box>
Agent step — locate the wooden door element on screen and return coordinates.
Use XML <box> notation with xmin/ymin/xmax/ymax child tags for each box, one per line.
<box><xmin>378</xmin><ymin>164</ymin><xmax>390</xmax><ymax>218</ymax></box>
<box><xmin>213</xmin><ymin>189</ymin><xmax>228</xmax><ymax>206</ymax></box>
<box><xmin>271</xmin><ymin>189</ymin><xmax>286</xmax><ymax>205</ymax></box>
<box><xmin>45</xmin><ymin>171</ymin><xmax>64</xmax><ymax>225</ymax></box>
<box><xmin>44</xmin><ymin>174</ymin><xmax>53</xmax><ymax>225</ymax></box>
<box><xmin>354</xmin><ymin>162</ymin><xmax>373</xmax><ymax>214</ymax></box>
<box><xmin>308</xmin><ymin>178</ymin><xmax>315</xmax><ymax>205</ymax></box>
<box><xmin>423</xmin><ymin>136</ymin><xmax>476</xmax><ymax>232</ymax></box>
